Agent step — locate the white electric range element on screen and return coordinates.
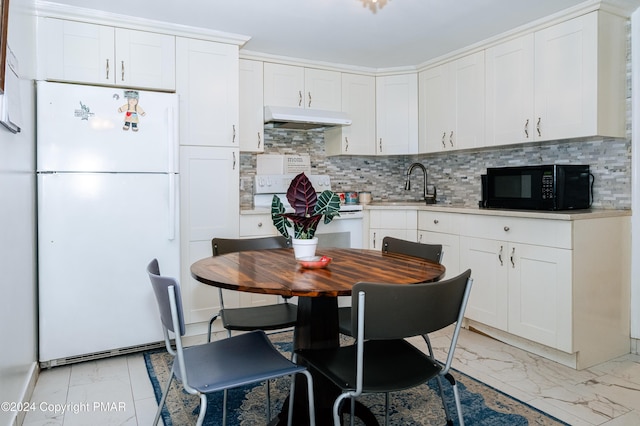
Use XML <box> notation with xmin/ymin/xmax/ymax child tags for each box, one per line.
<box><xmin>253</xmin><ymin>174</ymin><xmax>364</xmax><ymax>249</ymax></box>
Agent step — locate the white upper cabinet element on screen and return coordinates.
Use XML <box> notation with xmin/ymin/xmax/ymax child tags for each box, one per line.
<box><xmin>263</xmin><ymin>63</ymin><xmax>341</xmax><ymax>110</ymax></box>
<box><xmin>176</xmin><ymin>38</ymin><xmax>239</xmax><ymax>147</ymax></box>
<box><xmin>533</xmin><ymin>11</ymin><xmax>626</xmax><ymax>141</ymax></box>
<box><xmin>486</xmin><ymin>11</ymin><xmax>626</xmax><ymax>145</ymax></box>
<box><xmin>325</xmin><ymin>73</ymin><xmax>376</xmax><ymax>156</ymax></box>
<box><xmin>419</xmin><ymin>51</ymin><xmax>485</xmax><ymax>153</ymax></box>
<box><xmin>239</xmin><ymin>59</ymin><xmax>265</xmax><ymax>152</ymax></box>
<box><xmin>376</xmin><ymin>73</ymin><xmax>419</xmax><ymax>155</ymax></box>
<box><xmin>38</xmin><ymin>18</ymin><xmax>175</xmax><ymax>91</ymax></box>
<box><xmin>485</xmin><ymin>34</ymin><xmax>535</xmax><ymax>146</ymax></box>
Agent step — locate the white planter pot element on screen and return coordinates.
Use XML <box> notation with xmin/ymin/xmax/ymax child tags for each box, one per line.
<box><xmin>292</xmin><ymin>237</ymin><xmax>319</xmax><ymax>259</ymax></box>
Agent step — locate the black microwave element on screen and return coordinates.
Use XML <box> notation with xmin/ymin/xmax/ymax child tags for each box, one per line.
<box><xmin>483</xmin><ymin>165</ymin><xmax>592</xmax><ymax>211</ymax></box>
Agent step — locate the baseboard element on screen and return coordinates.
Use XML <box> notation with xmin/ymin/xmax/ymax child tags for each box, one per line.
<box><xmin>11</xmin><ymin>362</ymin><xmax>39</xmax><ymax>426</ymax></box>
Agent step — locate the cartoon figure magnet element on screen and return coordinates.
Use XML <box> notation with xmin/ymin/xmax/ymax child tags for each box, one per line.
<box><xmin>118</xmin><ymin>90</ymin><xmax>146</xmax><ymax>132</ymax></box>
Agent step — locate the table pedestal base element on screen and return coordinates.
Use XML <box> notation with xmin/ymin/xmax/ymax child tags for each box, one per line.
<box><xmin>271</xmin><ymin>297</ymin><xmax>379</xmax><ymax>425</ymax></box>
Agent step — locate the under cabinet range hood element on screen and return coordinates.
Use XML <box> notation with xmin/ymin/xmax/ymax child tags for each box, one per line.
<box><xmin>264</xmin><ymin>105</ymin><xmax>352</xmax><ymax>130</ymax></box>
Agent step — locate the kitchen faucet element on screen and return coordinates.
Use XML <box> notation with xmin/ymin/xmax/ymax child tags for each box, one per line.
<box><xmin>404</xmin><ymin>162</ymin><xmax>436</xmax><ymax>204</ymax></box>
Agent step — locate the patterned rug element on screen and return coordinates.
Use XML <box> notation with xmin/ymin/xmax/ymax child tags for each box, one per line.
<box><xmin>144</xmin><ymin>332</ymin><xmax>568</xmax><ymax>425</ymax></box>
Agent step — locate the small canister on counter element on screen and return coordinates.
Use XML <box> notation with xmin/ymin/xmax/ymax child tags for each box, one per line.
<box><xmin>336</xmin><ymin>192</ymin><xmax>346</xmax><ymax>204</ymax></box>
<box><xmin>358</xmin><ymin>191</ymin><xmax>372</xmax><ymax>204</ymax></box>
<box><xmin>345</xmin><ymin>191</ymin><xmax>358</xmax><ymax>204</ymax></box>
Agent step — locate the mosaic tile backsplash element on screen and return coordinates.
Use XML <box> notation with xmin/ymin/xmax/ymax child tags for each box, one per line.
<box><xmin>239</xmin><ymin>129</ymin><xmax>631</xmax><ymax>210</ymax></box>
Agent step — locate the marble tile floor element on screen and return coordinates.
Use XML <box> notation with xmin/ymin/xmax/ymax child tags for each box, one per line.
<box><xmin>23</xmin><ymin>328</ymin><xmax>640</xmax><ymax>426</ymax></box>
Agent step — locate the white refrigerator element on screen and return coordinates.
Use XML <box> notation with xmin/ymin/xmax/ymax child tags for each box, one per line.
<box><xmin>36</xmin><ymin>81</ymin><xmax>180</xmax><ymax>364</ymax></box>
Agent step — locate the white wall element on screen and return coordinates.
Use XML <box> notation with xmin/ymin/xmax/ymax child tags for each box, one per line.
<box><xmin>0</xmin><ymin>0</ymin><xmax>37</xmax><ymax>425</ymax></box>
<box><xmin>632</xmin><ymin>9</ymin><xmax>640</xmax><ymax>341</ymax></box>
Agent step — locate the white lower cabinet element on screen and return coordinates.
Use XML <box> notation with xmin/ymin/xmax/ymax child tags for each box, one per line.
<box><xmin>418</xmin><ymin>211</ymin><xmax>461</xmax><ymax>278</ymax></box>
<box><xmin>368</xmin><ymin>209</ymin><xmax>417</xmax><ymax>249</ymax></box>
<box><xmin>460</xmin><ymin>237</ymin><xmax>571</xmax><ymax>351</ymax></box>
<box><xmin>458</xmin><ymin>214</ymin><xmax>629</xmax><ymax>369</ymax></box>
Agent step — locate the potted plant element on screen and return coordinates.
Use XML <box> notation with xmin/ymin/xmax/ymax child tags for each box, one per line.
<box><xmin>271</xmin><ymin>172</ymin><xmax>341</xmax><ymax>258</ymax></box>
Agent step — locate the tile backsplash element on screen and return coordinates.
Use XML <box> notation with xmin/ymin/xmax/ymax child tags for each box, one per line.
<box><xmin>239</xmin><ymin>129</ymin><xmax>631</xmax><ymax>210</ymax></box>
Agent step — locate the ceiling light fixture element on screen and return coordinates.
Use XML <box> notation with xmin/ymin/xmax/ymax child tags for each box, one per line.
<box><xmin>360</xmin><ymin>0</ymin><xmax>390</xmax><ymax>13</ymax></box>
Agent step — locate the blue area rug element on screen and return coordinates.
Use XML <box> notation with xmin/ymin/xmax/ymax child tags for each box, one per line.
<box><xmin>144</xmin><ymin>332</ymin><xmax>569</xmax><ymax>425</ymax></box>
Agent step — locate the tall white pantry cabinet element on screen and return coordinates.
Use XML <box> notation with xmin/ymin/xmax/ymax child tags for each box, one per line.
<box><xmin>176</xmin><ymin>38</ymin><xmax>241</xmax><ymax>327</ymax></box>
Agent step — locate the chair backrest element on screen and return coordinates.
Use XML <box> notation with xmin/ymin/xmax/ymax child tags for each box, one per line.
<box><xmin>351</xmin><ymin>269</ymin><xmax>472</xmax><ymax>340</ymax></box>
<box><xmin>212</xmin><ymin>236</ymin><xmax>291</xmax><ymax>256</ymax></box>
<box><xmin>382</xmin><ymin>236</ymin><xmax>443</xmax><ymax>264</ymax></box>
<box><xmin>147</xmin><ymin>259</ymin><xmax>185</xmax><ymax>336</ymax></box>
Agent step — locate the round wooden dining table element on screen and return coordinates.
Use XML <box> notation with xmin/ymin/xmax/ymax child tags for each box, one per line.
<box><xmin>190</xmin><ymin>247</ymin><xmax>446</xmax><ymax>426</ymax></box>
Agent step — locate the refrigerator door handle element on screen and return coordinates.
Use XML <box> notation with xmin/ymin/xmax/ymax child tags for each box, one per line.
<box><xmin>167</xmin><ymin>106</ymin><xmax>178</xmax><ymax>173</ymax></box>
<box><xmin>168</xmin><ymin>173</ymin><xmax>176</xmax><ymax>241</ymax></box>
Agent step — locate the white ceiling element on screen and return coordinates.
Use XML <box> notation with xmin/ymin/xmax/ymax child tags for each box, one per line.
<box><xmin>47</xmin><ymin>0</ymin><xmax>640</xmax><ymax>69</ymax></box>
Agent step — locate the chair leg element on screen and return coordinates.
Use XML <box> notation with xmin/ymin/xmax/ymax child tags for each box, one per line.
<box><xmin>153</xmin><ymin>365</ymin><xmax>175</xmax><ymax>426</ymax></box>
<box><xmin>435</xmin><ymin>375</ymin><xmax>453</xmax><ymax>422</ymax></box>
<box><xmin>333</xmin><ymin>393</ymin><xmax>350</xmax><ymax>426</ymax></box>
<box><xmin>206</xmin><ymin>315</ymin><xmax>218</xmax><ymax>343</ymax></box>
<box><xmin>266</xmin><ymin>380</ymin><xmax>271</xmax><ymax>421</ymax></box>
<box><xmin>384</xmin><ymin>392</ymin><xmax>389</xmax><ymax>426</ymax></box>
<box><xmin>445</xmin><ymin>372</ymin><xmax>464</xmax><ymax>426</ymax></box>
<box><xmin>288</xmin><ymin>371</ymin><xmax>316</xmax><ymax>426</ymax></box>
<box><xmin>222</xmin><ymin>389</ymin><xmax>228</xmax><ymax>426</ymax></box>
<box><xmin>350</xmin><ymin>397</ymin><xmax>355</xmax><ymax>426</ymax></box>
<box><xmin>196</xmin><ymin>394</ymin><xmax>207</xmax><ymax>426</ymax></box>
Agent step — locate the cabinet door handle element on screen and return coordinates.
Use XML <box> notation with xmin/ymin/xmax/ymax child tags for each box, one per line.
<box><xmin>298</xmin><ymin>91</ymin><xmax>303</xmax><ymax>107</ymax></box>
<box><xmin>504</xmin><ymin>226</ymin><xmax>510</xmax><ymax>232</ymax></box>
<box><xmin>232</xmin><ymin>125</ymin><xmax>236</xmax><ymax>143</ymax></box>
<box><xmin>257</xmin><ymin>132</ymin><xmax>261</xmax><ymax>149</ymax></box>
<box><xmin>379</xmin><ymin>138</ymin><xmax>383</xmax><ymax>152</ymax></box>
<box><xmin>121</xmin><ymin>61</ymin><xmax>125</xmax><ymax>81</ymax></box>
<box><xmin>441</xmin><ymin>132</ymin><xmax>446</xmax><ymax>148</ymax></box>
<box><xmin>345</xmin><ymin>137</ymin><xmax>349</xmax><ymax>152</ymax></box>
<box><xmin>258</xmin><ymin>222</ymin><xmax>263</xmax><ymax>228</ymax></box>
<box><xmin>433</xmin><ymin>219</ymin><xmax>439</xmax><ymax>224</ymax></box>
<box><xmin>232</xmin><ymin>151</ymin><xmax>236</xmax><ymax>170</ymax></box>
<box><xmin>373</xmin><ymin>232</ymin><xmax>377</xmax><ymax>248</ymax></box>
<box><xmin>419</xmin><ymin>233</ymin><xmax>423</xmax><ymax>243</ymax></box>
<box><xmin>105</xmin><ymin>59</ymin><xmax>110</xmax><ymax>80</ymax></box>
<box><xmin>536</xmin><ymin>117</ymin><xmax>541</xmax><ymax>137</ymax></box>
<box><xmin>510</xmin><ymin>247</ymin><xmax>516</xmax><ymax>268</ymax></box>
<box><xmin>449</xmin><ymin>131</ymin><xmax>454</xmax><ymax>147</ymax></box>
<box><xmin>308</xmin><ymin>92</ymin><xmax>312</xmax><ymax>108</ymax></box>
<box><xmin>524</xmin><ymin>119</ymin><xmax>529</xmax><ymax>138</ymax></box>
<box><xmin>498</xmin><ymin>245</ymin><xmax>504</xmax><ymax>266</ymax></box>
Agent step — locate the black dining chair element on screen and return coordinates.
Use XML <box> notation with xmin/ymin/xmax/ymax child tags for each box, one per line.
<box><xmin>207</xmin><ymin>236</ymin><xmax>297</xmax><ymax>342</ymax></box>
<box><xmin>147</xmin><ymin>259</ymin><xmax>315</xmax><ymax>426</ymax></box>
<box><xmin>296</xmin><ymin>269</ymin><xmax>472</xmax><ymax>426</ymax></box>
<box><xmin>338</xmin><ymin>236</ymin><xmax>444</xmax><ymax>337</ymax></box>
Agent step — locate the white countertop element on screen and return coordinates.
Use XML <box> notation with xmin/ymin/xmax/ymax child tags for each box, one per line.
<box><xmin>241</xmin><ymin>203</ymin><xmax>630</xmax><ymax>220</ymax></box>
<box><xmin>362</xmin><ymin>202</ymin><xmax>631</xmax><ymax>220</ymax></box>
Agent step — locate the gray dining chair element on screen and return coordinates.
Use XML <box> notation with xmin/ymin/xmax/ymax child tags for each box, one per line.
<box><xmin>207</xmin><ymin>236</ymin><xmax>297</xmax><ymax>342</ymax></box>
<box><xmin>147</xmin><ymin>259</ymin><xmax>315</xmax><ymax>426</ymax></box>
<box><xmin>296</xmin><ymin>269</ymin><xmax>472</xmax><ymax>426</ymax></box>
<box><xmin>338</xmin><ymin>236</ymin><xmax>444</xmax><ymax>337</ymax></box>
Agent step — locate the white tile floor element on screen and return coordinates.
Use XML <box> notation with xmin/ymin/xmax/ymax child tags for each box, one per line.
<box><xmin>23</xmin><ymin>328</ymin><xmax>640</xmax><ymax>425</ymax></box>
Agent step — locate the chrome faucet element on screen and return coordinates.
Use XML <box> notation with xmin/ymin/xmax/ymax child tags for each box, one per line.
<box><xmin>404</xmin><ymin>162</ymin><xmax>436</xmax><ymax>204</ymax></box>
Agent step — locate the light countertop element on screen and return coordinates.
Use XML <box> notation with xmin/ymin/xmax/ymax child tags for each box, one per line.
<box><xmin>240</xmin><ymin>202</ymin><xmax>630</xmax><ymax>220</ymax></box>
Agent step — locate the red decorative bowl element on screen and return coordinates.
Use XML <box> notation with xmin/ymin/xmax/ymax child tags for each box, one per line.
<box><xmin>297</xmin><ymin>256</ymin><xmax>332</xmax><ymax>269</ymax></box>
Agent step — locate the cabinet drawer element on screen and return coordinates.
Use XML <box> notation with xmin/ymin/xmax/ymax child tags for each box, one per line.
<box><xmin>418</xmin><ymin>211</ymin><xmax>462</xmax><ymax>234</ymax></box>
<box><xmin>462</xmin><ymin>215</ymin><xmax>571</xmax><ymax>249</ymax></box>
<box><xmin>240</xmin><ymin>214</ymin><xmax>277</xmax><ymax>237</ymax></box>
<box><xmin>369</xmin><ymin>210</ymin><xmax>417</xmax><ymax>230</ymax></box>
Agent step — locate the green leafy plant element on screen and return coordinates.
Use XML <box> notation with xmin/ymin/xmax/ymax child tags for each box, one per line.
<box><xmin>271</xmin><ymin>172</ymin><xmax>341</xmax><ymax>240</ymax></box>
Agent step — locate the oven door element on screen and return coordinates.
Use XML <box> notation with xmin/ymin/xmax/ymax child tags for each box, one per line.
<box><xmin>315</xmin><ymin>210</ymin><xmax>364</xmax><ymax>249</ymax></box>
